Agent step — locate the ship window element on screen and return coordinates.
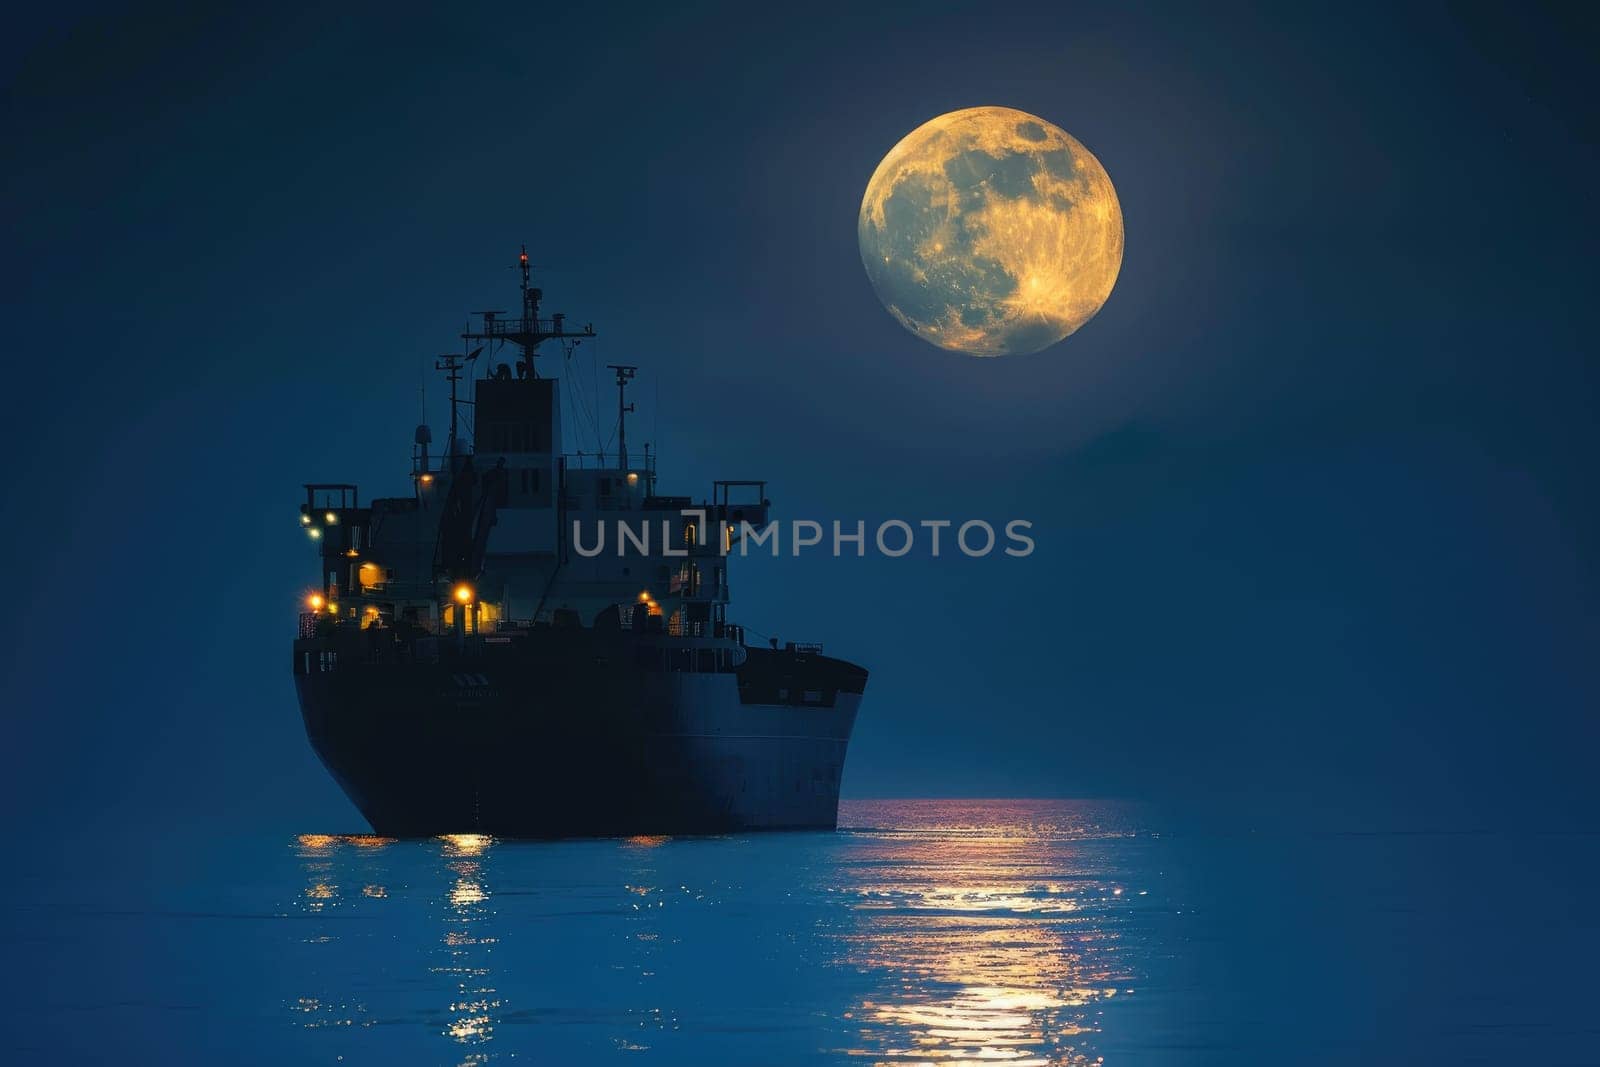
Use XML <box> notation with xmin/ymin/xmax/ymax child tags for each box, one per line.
<box><xmin>684</xmin><ymin>522</ymin><xmax>698</xmax><ymax>546</ymax></box>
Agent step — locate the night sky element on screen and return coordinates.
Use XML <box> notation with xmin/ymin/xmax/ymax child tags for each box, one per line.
<box><xmin>4</xmin><ymin>3</ymin><xmax>1595</xmax><ymax>839</ymax></box>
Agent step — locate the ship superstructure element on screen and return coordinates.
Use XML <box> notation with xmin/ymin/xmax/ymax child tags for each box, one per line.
<box><xmin>292</xmin><ymin>249</ymin><xmax>866</xmax><ymax>837</ymax></box>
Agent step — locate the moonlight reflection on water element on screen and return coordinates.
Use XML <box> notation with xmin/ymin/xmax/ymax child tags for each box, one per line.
<box><xmin>281</xmin><ymin>800</ymin><xmax>1147</xmax><ymax>1065</ymax></box>
<box><xmin>9</xmin><ymin>801</ymin><xmax>1594</xmax><ymax>1064</ymax></box>
<box><xmin>835</xmin><ymin>808</ymin><xmax>1138</xmax><ymax>1065</ymax></box>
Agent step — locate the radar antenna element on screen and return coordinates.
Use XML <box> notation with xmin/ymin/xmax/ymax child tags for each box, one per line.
<box><xmin>460</xmin><ymin>244</ymin><xmax>595</xmax><ymax>378</ymax></box>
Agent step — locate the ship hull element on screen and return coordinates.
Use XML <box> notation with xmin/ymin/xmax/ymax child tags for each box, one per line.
<box><xmin>293</xmin><ymin>633</ymin><xmax>865</xmax><ymax>837</ymax></box>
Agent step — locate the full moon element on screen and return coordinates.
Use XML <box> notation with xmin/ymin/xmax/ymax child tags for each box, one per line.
<box><xmin>858</xmin><ymin>106</ymin><xmax>1123</xmax><ymax>356</ymax></box>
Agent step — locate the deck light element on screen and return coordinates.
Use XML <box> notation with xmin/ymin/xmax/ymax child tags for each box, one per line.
<box><xmin>627</xmin><ymin>472</ymin><xmax>638</xmax><ymax>487</ymax></box>
<box><xmin>308</xmin><ymin>527</ymin><xmax>322</xmax><ymax>539</ymax></box>
<box><xmin>308</xmin><ymin>594</ymin><xmax>324</xmax><ymax>610</ymax></box>
<box><xmin>419</xmin><ymin>473</ymin><xmax>434</xmax><ymax>485</ymax></box>
<box><xmin>325</xmin><ymin>511</ymin><xmax>338</xmax><ymax>524</ymax></box>
<box><xmin>300</xmin><ymin>513</ymin><xmax>311</xmax><ymax>525</ymax></box>
<box><xmin>327</xmin><ymin>602</ymin><xmax>338</xmax><ymax>615</ymax></box>
<box><xmin>454</xmin><ymin>583</ymin><xmax>474</xmax><ymax>604</ymax></box>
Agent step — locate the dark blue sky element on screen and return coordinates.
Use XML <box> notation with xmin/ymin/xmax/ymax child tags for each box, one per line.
<box><xmin>3</xmin><ymin>2</ymin><xmax>1595</xmax><ymax>836</ymax></box>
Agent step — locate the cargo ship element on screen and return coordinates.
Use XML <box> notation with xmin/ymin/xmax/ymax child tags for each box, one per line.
<box><xmin>292</xmin><ymin>249</ymin><xmax>867</xmax><ymax>837</ymax></box>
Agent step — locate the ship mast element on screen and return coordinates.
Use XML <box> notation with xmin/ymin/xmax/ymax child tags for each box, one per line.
<box><xmin>608</xmin><ymin>364</ymin><xmax>637</xmax><ymax>470</ymax></box>
<box><xmin>434</xmin><ymin>346</ymin><xmax>480</xmax><ymax>458</ymax></box>
<box><xmin>460</xmin><ymin>245</ymin><xmax>596</xmax><ymax>379</ymax></box>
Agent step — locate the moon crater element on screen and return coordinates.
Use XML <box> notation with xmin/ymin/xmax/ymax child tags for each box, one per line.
<box><xmin>858</xmin><ymin>106</ymin><xmax>1124</xmax><ymax>356</ymax></box>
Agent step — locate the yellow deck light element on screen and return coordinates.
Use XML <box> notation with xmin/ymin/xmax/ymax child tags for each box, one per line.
<box><xmin>308</xmin><ymin>528</ymin><xmax>322</xmax><ymax>539</ymax></box>
<box><xmin>325</xmin><ymin>511</ymin><xmax>338</xmax><ymax>524</ymax></box>
<box><xmin>308</xmin><ymin>594</ymin><xmax>324</xmax><ymax>610</ymax></box>
<box><xmin>453</xmin><ymin>583</ymin><xmax>474</xmax><ymax>605</ymax></box>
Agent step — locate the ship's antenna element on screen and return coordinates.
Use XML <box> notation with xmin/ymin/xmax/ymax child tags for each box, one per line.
<box><xmin>608</xmin><ymin>364</ymin><xmax>637</xmax><ymax>471</ymax></box>
<box><xmin>460</xmin><ymin>244</ymin><xmax>595</xmax><ymax>379</ymax></box>
<box><xmin>418</xmin><ymin>366</ymin><xmax>429</xmax><ymax>472</ymax></box>
<box><xmin>435</xmin><ymin>344</ymin><xmax>482</xmax><ymax>458</ymax></box>
<box><xmin>520</xmin><ymin>243</ymin><xmax>532</xmax><ymax>315</ymax></box>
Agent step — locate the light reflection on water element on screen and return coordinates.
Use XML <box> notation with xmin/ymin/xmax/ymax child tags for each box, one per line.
<box><xmin>12</xmin><ymin>801</ymin><xmax>1598</xmax><ymax>1064</ymax></box>
<box><xmin>284</xmin><ymin>800</ymin><xmax>1149</xmax><ymax>1065</ymax></box>
<box><xmin>436</xmin><ymin>834</ymin><xmax>499</xmax><ymax>1055</ymax></box>
<box><xmin>834</xmin><ymin>801</ymin><xmax>1140</xmax><ymax>1065</ymax></box>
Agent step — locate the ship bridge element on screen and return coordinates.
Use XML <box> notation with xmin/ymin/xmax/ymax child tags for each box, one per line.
<box><xmin>294</xmin><ymin>248</ymin><xmax>769</xmax><ymax>649</ymax></box>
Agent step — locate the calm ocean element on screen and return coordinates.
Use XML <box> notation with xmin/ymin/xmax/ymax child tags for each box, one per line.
<box><xmin>4</xmin><ymin>799</ymin><xmax>1595</xmax><ymax>1065</ymax></box>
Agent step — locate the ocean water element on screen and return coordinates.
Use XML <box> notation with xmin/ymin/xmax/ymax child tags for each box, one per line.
<box><xmin>4</xmin><ymin>799</ymin><xmax>1597</xmax><ymax>1065</ymax></box>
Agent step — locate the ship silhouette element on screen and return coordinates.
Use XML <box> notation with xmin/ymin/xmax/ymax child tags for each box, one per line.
<box><xmin>292</xmin><ymin>248</ymin><xmax>867</xmax><ymax>837</ymax></box>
